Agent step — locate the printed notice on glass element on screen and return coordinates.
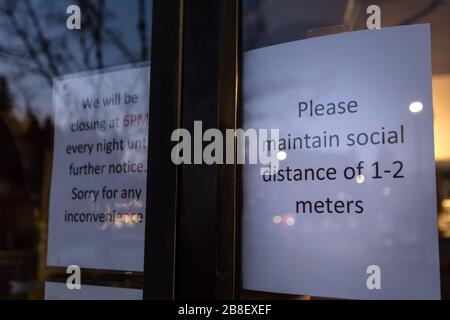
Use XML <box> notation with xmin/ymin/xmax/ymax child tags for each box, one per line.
<box><xmin>47</xmin><ymin>64</ymin><xmax>150</xmax><ymax>271</ymax></box>
<box><xmin>242</xmin><ymin>25</ymin><xmax>440</xmax><ymax>299</ymax></box>
<box><xmin>45</xmin><ymin>282</ymin><xmax>142</xmax><ymax>300</ymax></box>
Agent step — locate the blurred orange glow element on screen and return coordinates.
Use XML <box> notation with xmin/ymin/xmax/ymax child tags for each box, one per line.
<box><xmin>433</xmin><ymin>74</ymin><xmax>450</xmax><ymax>162</ymax></box>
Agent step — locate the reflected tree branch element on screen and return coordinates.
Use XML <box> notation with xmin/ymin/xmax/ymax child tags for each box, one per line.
<box><xmin>1</xmin><ymin>1</ymin><xmax>53</xmax><ymax>86</ymax></box>
<box><xmin>0</xmin><ymin>0</ymin><xmax>151</xmax><ymax>119</ymax></box>
<box><xmin>23</xmin><ymin>0</ymin><xmax>60</xmax><ymax>77</ymax></box>
<box><xmin>138</xmin><ymin>0</ymin><xmax>148</xmax><ymax>60</ymax></box>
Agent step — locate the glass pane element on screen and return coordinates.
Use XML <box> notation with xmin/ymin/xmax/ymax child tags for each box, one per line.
<box><xmin>241</xmin><ymin>0</ymin><xmax>450</xmax><ymax>299</ymax></box>
<box><xmin>0</xmin><ymin>0</ymin><xmax>153</xmax><ymax>299</ymax></box>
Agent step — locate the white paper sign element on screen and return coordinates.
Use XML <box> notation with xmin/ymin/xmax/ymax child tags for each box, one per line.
<box><xmin>242</xmin><ymin>25</ymin><xmax>440</xmax><ymax>299</ymax></box>
<box><xmin>45</xmin><ymin>282</ymin><xmax>142</xmax><ymax>300</ymax></box>
<box><xmin>47</xmin><ymin>64</ymin><xmax>150</xmax><ymax>271</ymax></box>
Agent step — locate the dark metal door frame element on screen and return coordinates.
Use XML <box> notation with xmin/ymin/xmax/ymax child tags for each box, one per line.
<box><xmin>175</xmin><ymin>0</ymin><xmax>240</xmax><ymax>300</ymax></box>
<box><xmin>144</xmin><ymin>0</ymin><xmax>241</xmax><ymax>300</ymax></box>
<box><xmin>143</xmin><ymin>0</ymin><xmax>184</xmax><ymax>300</ymax></box>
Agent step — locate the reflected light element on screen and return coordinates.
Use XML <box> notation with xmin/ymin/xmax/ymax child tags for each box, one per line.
<box><xmin>382</xmin><ymin>186</ymin><xmax>391</xmax><ymax>196</ymax></box>
<box><xmin>409</xmin><ymin>101</ymin><xmax>423</xmax><ymax>113</ymax></box>
<box><xmin>272</xmin><ymin>215</ymin><xmax>282</xmax><ymax>224</ymax></box>
<box><xmin>433</xmin><ymin>75</ymin><xmax>450</xmax><ymax>161</ymax></box>
<box><xmin>277</xmin><ymin>151</ymin><xmax>287</xmax><ymax>161</ymax></box>
<box><xmin>441</xmin><ymin>199</ymin><xmax>450</xmax><ymax>238</ymax></box>
<box><xmin>286</xmin><ymin>216</ymin><xmax>296</xmax><ymax>226</ymax></box>
<box><xmin>438</xmin><ymin>212</ymin><xmax>450</xmax><ymax>238</ymax></box>
<box><xmin>442</xmin><ymin>199</ymin><xmax>450</xmax><ymax>210</ymax></box>
<box><xmin>356</xmin><ymin>175</ymin><xmax>365</xmax><ymax>184</ymax></box>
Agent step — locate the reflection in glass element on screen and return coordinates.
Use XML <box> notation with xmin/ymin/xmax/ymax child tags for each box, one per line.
<box><xmin>0</xmin><ymin>0</ymin><xmax>152</xmax><ymax>299</ymax></box>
